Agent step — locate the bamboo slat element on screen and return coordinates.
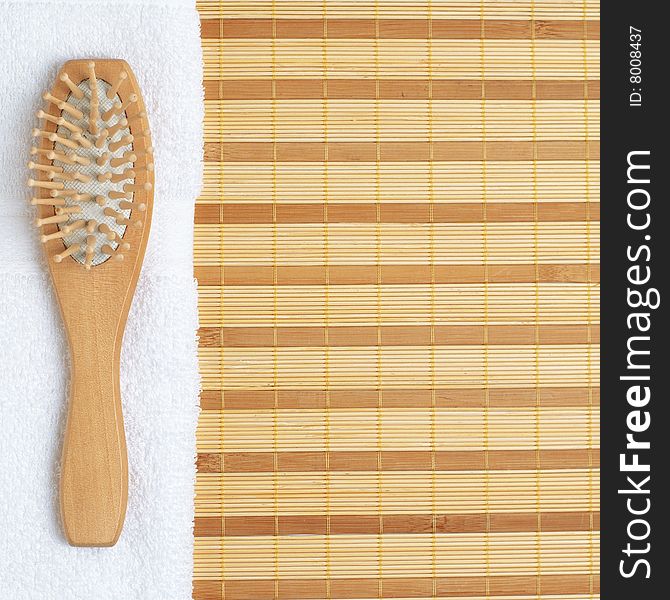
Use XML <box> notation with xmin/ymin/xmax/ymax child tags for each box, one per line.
<box><xmin>196</xmin><ymin>407</ymin><xmax>600</xmax><ymax>452</ymax></box>
<box><xmin>202</xmin><ymin>40</ymin><xmax>600</xmax><ymax>80</ymax></box>
<box><xmin>205</xmin><ymin>100</ymin><xmax>600</xmax><ymax>142</ymax></box>
<box><xmin>195</xmin><ymin>470</ymin><xmax>599</xmax><ymax>515</ymax></box>
<box><xmin>198</xmin><ymin>284</ymin><xmax>599</xmax><ymax>325</ymax></box>
<box><xmin>194</xmin><ymin>0</ymin><xmax>600</xmax><ymax>598</ymax></box>
<box><xmin>196</xmin><ymin>1</ymin><xmax>600</xmax><ymax>21</ymax></box>
<box><xmin>199</xmin><ymin>161</ymin><xmax>600</xmax><ymax>204</ymax></box>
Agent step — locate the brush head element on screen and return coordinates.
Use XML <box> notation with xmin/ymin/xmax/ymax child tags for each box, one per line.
<box><xmin>29</xmin><ymin>61</ymin><xmax>153</xmax><ymax>269</ymax></box>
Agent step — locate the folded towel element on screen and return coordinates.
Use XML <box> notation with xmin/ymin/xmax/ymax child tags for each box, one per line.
<box><xmin>0</xmin><ymin>1</ymin><xmax>203</xmax><ymax>598</ymax></box>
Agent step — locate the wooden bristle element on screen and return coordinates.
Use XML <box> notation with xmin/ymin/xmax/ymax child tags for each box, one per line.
<box><xmin>32</xmin><ymin>128</ymin><xmax>51</xmax><ymax>139</ymax></box>
<box><xmin>97</xmin><ymin>172</ymin><xmax>113</xmax><ymax>183</ymax></box>
<box><xmin>53</xmin><ymin>244</ymin><xmax>81</xmax><ymax>263</ymax></box>
<box><xmin>88</xmin><ymin>62</ymin><xmax>99</xmax><ymax>135</ymax></box>
<box><xmin>108</xmin><ymin>191</ymin><xmax>131</xmax><ymax>200</ymax></box>
<box><xmin>89</xmin><ymin>113</ymin><xmax>100</xmax><ymax>135</ymax></box>
<box><xmin>43</xmin><ymin>93</ymin><xmax>84</xmax><ymax>120</ymax></box>
<box><xmin>28</xmin><ymin>179</ymin><xmax>64</xmax><ymax>190</ymax></box>
<box><xmin>35</xmin><ymin>214</ymin><xmax>69</xmax><ymax>227</ymax></box>
<box><xmin>103</xmin><ymin>207</ymin><xmax>122</xmax><ymax>220</ymax></box>
<box><xmin>103</xmin><ymin>207</ymin><xmax>138</xmax><ymax>227</ymax></box>
<box><xmin>55</xmin><ymin>205</ymin><xmax>82</xmax><ymax>216</ymax></box>
<box><xmin>102</xmin><ymin>101</ymin><xmax>121</xmax><ymax>123</ymax></box>
<box><xmin>32</xmin><ymin>197</ymin><xmax>66</xmax><ymax>207</ymax></box>
<box><xmin>101</xmin><ymin>241</ymin><xmax>130</xmax><ymax>259</ymax></box>
<box><xmin>28</xmin><ymin>161</ymin><xmax>63</xmax><ymax>174</ymax></box>
<box><xmin>97</xmin><ymin>153</ymin><xmax>111</xmax><ymax>167</ymax></box>
<box><xmin>102</xmin><ymin>94</ymin><xmax>137</xmax><ymax>122</ymax></box>
<box><xmin>50</xmin><ymin>189</ymin><xmax>78</xmax><ymax>198</ymax></box>
<box><xmin>37</xmin><ymin>110</ymin><xmax>56</xmax><ymax>124</ymax></box>
<box><xmin>109</xmin><ymin>153</ymin><xmax>136</xmax><ymax>168</ymax></box>
<box><xmin>75</xmin><ymin>172</ymin><xmax>93</xmax><ymax>184</ymax></box>
<box><xmin>47</xmin><ymin>152</ymin><xmax>91</xmax><ymax>166</ymax></box>
<box><xmin>48</xmin><ymin>133</ymin><xmax>79</xmax><ymax>150</ymax></box>
<box><xmin>71</xmin><ymin>154</ymin><xmax>91</xmax><ymax>166</ymax></box>
<box><xmin>87</xmin><ymin>62</ymin><xmax>97</xmax><ymax>87</ymax></box>
<box><xmin>47</xmin><ymin>151</ymin><xmax>90</xmax><ymax>166</ymax></box>
<box><xmin>108</xmin><ymin>135</ymin><xmax>133</xmax><ymax>152</ymax></box>
<box><xmin>58</xmin><ymin>119</ymin><xmax>83</xmax><ymax>134</ymax></box>
<box><xmin>40</xmin><ymin>230</ymin><xmax>66</xmax><ymax>243</ymax></box>
<box><xmin>123</xmin><ymin>182</ymin><xmax>152</xmax><ymax>192</ymax></box>
<box><xmin>107</xmin><ymin>71</ymin><xmax>127</xmax><ymax>99</ymax></box>
<box><xmin>62</xmin><ymin>220</ymin><xmax>85</xmax><ymax>234</ymax></box>
<box><xmin>60</xmin><ymin>102</ymin><xmax>84</xmax><ymax>120</ymax></box>
<box><xmin>107</xmin><ymin>119</ymin><xmax>128</xmax><ymax>138</ymax></box>
<box><xmin>42</xmin><ymin>92</ymin><xmax>65</xmax><ymax>106</ymax></box>
<box><xmin>59</xmin><ymin>73</ymin><xmax>84</xmax><ymax>99</ymax></box>
<box><xmin>110</xmin><ymin>170</ymin><xmax>135</xmax><ymax>183</ymax></box>
<box><xmin>76</xmin><ymin>172</ymin><xmax>93</xmax><ymax>184</ymax></box>
<box><xmin>95</xmin><ymin>130</ymin><xmax>109</xmax><ymax>149</ymax></box>
<box><xmin>52</xmin><ymin>171</ymin><xmax>92</xmax><ymax>184</ymax></box>
<box><xmin>72</xmin><ymin>133</ymin><xmax>93</xmax><ymax>149</ymax></box>
<box><xmin>98</xmin><ymin>223</ymin><xmax>117</xmax><ymax>241</ymax></box>
<box><xmin>86</xmin><ymin>61</ymin><xmax>98</xmax><ymax>88</ymax></box>
<box><xmin>84</xmin><ymin>233</ymin><xmax>97</xmax><ymax>269</ymax></box>
<box><xmin>72</xmin><ymin>193</ymin><xmax>93</xmax><ymax>202</ymax></box>
<box><xmin>37</xmin><ymin>110</ymin><xmax>82</xmax><ymax>134</ymax></box>
<box><xmin>58</xmin><ymin>102</ymin><xmax>84</xmax><ymax>119</ymax></box>
<box><xmin>119</xmin><ymin>200</ymin><xmax>146</xmax><ymax>212</ymax></box>
<box><xmin>47</xmin><ymin>150</ymin><xmax>74</xmax><ymax>165</ymax></box>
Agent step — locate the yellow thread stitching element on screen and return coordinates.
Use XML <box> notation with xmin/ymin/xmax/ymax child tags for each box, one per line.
<box><xmin>218</xmin><ymin>8</ymin><xmax>225</xmax><ymax>599</ymax></box>
<box><xmin>322</xmin><ymin>2</ymin><xmax>332</xmax><ymax>597</ymax></box>
<box><xmin>582</xmin><ymin>2</ymin><xmax>595</xmax><ymax>597</ymax></box>
<box><xmin>271</xmin><ymin>5</ymin><xmax>279</xmax><ymax>598</ymax></box>
<box><xmin>479</xmin><ymin>4</ymin><xmax>491</xmax><ymax>598</ymax></box>
<box><xmin>374</xmin><ymin>3</ymin><xmax>384</xmax><ymax>595</ymax></box>
<box><xmin>530</xmin><ymin>2</ymin><xmax>542</xmax><ymax>597</ymax></box>
<box><xmin>427</xmin><ymin>2</ymin><xmax>437</xmax><ymax>598</ymax></box>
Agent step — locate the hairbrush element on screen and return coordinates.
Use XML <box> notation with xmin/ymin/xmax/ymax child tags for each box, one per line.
<box><xmin>28</xmin><ymin>59</ymin><xmax>153</xmax><ymax>547</ymax></box>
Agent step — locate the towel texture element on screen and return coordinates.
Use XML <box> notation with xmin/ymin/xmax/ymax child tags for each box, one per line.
<box><xmin>0</xmin><ymin>1</ymin><xmax>203</xmax><ymax>598</ymax></box>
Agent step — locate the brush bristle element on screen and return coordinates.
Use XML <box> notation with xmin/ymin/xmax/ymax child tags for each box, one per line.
<box><xmin>30</xmin><ymin>65</ymin><xmax>151</xmax><ymax>267</ymax></box>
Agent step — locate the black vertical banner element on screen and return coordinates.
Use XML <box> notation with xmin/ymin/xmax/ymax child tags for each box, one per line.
<box><xmin>601</xmin><ymin>2</ymin><xmax>668</xmax><ymax>595</ymax></box>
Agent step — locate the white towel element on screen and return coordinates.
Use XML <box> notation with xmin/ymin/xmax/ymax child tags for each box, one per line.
<box><xmin>0</xmin><ymin>1</ymin><xmax>203</xmax><ymax>598</ymax></box>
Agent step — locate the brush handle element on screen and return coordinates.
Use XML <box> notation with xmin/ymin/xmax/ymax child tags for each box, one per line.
<box><xmin>60</xmin><ymin>332</ymin><xmax>128</xmax><ymax>547</ymax></box>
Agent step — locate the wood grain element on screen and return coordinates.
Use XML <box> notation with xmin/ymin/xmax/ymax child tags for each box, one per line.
<box><xmin>205</xmin><ymin>78</ymin><xmax>601</xmax><ymax>100</ymax></box>
<box><xmin>204</xmin><ymin>140</ymin><xmax>600</xmax><ymax>162</ymax></box>
<box><xmin>201</xmin><ymin>18</ymin><xmax>600</xmax><ymax>39</ymax></box>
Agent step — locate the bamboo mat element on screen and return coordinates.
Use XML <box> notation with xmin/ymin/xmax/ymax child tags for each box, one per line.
<box><xmin>193</xmin><ymin>1</ymin><xmax>600</xmax><ymax>598</ymax></box>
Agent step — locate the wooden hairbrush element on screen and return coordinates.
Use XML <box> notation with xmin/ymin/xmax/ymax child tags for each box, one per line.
<box><xmin>28</xmin><ymin>59</ymin><xmax>154</xmax><ymax>547</ymax></box>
